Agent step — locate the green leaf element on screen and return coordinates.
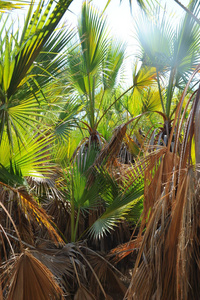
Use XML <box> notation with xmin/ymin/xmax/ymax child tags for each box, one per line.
<box><xmin>89</xmin><ymin>168</ymin><xmax>144</xmax><ymax>239</ymax></box>
<box><xmin>3</xmin><ymin>35</ymin><xmax>10</xmax><ymax>92</ymax></box>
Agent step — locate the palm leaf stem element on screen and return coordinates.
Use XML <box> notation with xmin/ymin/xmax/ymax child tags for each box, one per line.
<box><xmin>81</xmin><ymin>245</ymin><xmax>128</xmax><ymax>280</ymax></box>
<box><xmin>156</xmin><ymin>69</ymin><xmax>165</xmax><ymax>115</ymax></box>
<box><xmin>169</xmin><ymin>89</ymin><xmax>196</xmax><ymax>126</ymax></box>
<box><xmin>0</xmin><ymin>229</ymin><xmax>35</xmax><ymax>250</ymax></box>
<box><xmin>88</xmin><ymin>73</ymin><xmax>95</xmax><ymax>129</ymax></box>
<box><xmin>95</xmin><ymin>88</ymin><xmax>105</xmax><ymax>123</ymax></box>
<box><xmin>174</xmin><ymin>65</ymin><xmax>200</xmax><ymax>153</ymax></box>
<box><xmin>77</xmin><ymin>247</ymin><xmax>107</xmax><ymax>299</ymax></box>
<box><xmin>166</xmin><ymin>67</ymin><xmax>176</xmax><ymax>118</ymax></box>
<box><xmin>76</xmin><ymin>226</ymin><xmax>90</xmax><ymax>242</ymax></box>
<box><xmin>74</xmin><ymin>206</ymin><xmax>81</xmax><ymax>242</ymax></box>
<box><xmin>174</xmin><ymin>0</ymin><xmax>200</xmax><ymax>25</ymax></box>
<box><xmin>0</xmin><ymin>184</ymin><xmax>23</xmax><ymax>251</ymax></box>
<box><xmin>71</xmin><ymin>175</ymin><xmax>75</xmax><ymax>242</ymax></box>
<box><xmin>71</xmin><ymin>256</ymin><xmax>81</xmax><ymax>287</ymax></box>
<box><xmin>0</xmin><ymin>224</ymin><xmax>15</xmax><ymax>257</ymax></box>
<box><xmin>96</xmin><ymin>84</ymin><xmax>134</xmax><ymax>128</ymax></box>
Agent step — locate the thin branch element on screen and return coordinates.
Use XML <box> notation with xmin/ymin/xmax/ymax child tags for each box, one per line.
<box><xmin>96</xmin><ymin>84</ymin><xmax>134</xmax><ymax>128</ymax></box>
<box><xmin>156</xmin><ymin>69</ymin><xmax>165</xmax><ymax>115</ymax></box>
<box><xmin>77</xmin><ymin>247</ymin><xmax>107</xmax><ymax>298</ymax></box>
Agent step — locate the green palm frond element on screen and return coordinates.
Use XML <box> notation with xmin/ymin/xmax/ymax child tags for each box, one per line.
<box><xmin>78</xmin><ymin>2</ymin><xmax>108</xmax><ymax>75</ymax></box>
<box><xmin>54</xmin><ymin>100</ymin><xmax>81</xmax><ymax>144</ymax></box>
<box><xmin>64</xmin><ymin>2</ymin><xmax>126</xmax><ymax>135</ymax></box>
<box><xmin>140</xmin><ymin>89</ymin><xmax>161</xmax><ymax>113</ymax></box>
<box><xmin>174</xmin><ymin>0</ymin><xmax>200</xmax><ymax>26</ymax></box>
<box><xmin>7</xmin><ymin>0</ymin><xmax>72</xmax><ymax>98</ymax></box>
<box><xmin>135</xmin><ymin>4</ymin><xmax>200</xmax><ymax>119</ymax></box>
<box><xmin>63</xmin><ymin>160</ymin><xmax>100</xmax><ymax>211</ymax></box>
<box><xmin>0</xmin><ymin>161</ymin><xmax>26</xmax><ymax>187</ymax></box>
<box><xmin>0</xmin><ymin>129</ymin><xmax>55</xmax><ymax>177</ymax></box>
<box><xmin>89</xmin><ymin>168</ymin><xmax>144</xmax><ymax>239</ymax></box>
<box><xmin>102</xmin><ymin>39</ymin><xmax>125</xmax><ymax>91</ymax></box>
<box><xmin>60</xmin><ymin>148</ymin><xmax>101</xmax><ymax>242</ymax></box>
<box><xmin>135</xmin><ymin>9</ymin><xmax>173</xmax><ymax>72</ymax></box>
<box><xmin>0</xmin><ymin>0</ymin><xmax>73</xmax><ymax>146</ymax></box>
<box><xmin>134</xmin><ymin>0</ymin><xmax>153</xmax><ymax>11</ymax></box>
<box><xmin>24</xmin><ymin>24</ymin><xmax>76</xmax><ymax>98</ymax></box>
<box><xmin>66</xmin><ymin>46</ymin><xmax>88</xmax><ymax>95</ymax></box>
<box><xmin>165</xmin><ymin>2</ymin><xmax>200</xmax><ymax>116</ymax></box>
<box><xmin>171</xmin><ymin>2</ymin><xmax>200</xmax><ymax>84</ymax></box>
<box><xmin>65</xmin><ymin>1</ymin><xmax>109</xmax><ymax>129</ymax></box>
<box><xmin>132</xmin><ymin>62</ymin><xmax>157</xmax><ymax>92</ymax></box>
<box><xmin>72</xmin><ymin>1</ymin><xmax>111</xmax><ymax>129</ymax></box>
<box><xmin>0</xmin><ymin>0</ymin><xmax>30</xmax><ymax>12</ymax></box>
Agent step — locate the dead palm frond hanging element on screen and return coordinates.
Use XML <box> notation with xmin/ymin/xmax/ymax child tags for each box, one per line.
<box><xmin>126</xmin><ymin>67</ymin><xmax>200</xmax><ymax>300</ymax></box>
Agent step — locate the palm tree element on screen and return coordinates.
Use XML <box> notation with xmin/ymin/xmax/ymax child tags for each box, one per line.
<box><xmin>63</xmin><ymin>1</ymin><xmax>126</xmax><ymax>158</ymax></box>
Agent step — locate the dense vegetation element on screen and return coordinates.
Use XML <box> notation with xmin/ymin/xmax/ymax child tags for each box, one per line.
<box><xmin>0</xmin><ymin>0</ymin><xmax>200</xmax><ymax>299</ymax></box>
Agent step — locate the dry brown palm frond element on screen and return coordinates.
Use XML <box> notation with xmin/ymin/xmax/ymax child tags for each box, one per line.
<box><xmin>33</xmin><ymin>242</ymin><xmax>82</xmax><ymax>278</ymax></box>
<box><xmin>26</xmin><ymin>166</ymin><xmax>64</xmax><ymax>202</ymax></box>
<box><xmin>126</xmin><ymin>166</ymin><xmax>200</xmax><ymax>300</ymax></box>
<box><xmin>31</xmin><ymin>242</ymin><xmax>88</xmax><ymax>297</ymax></box>
<box><xmin>45</xmin><ymin>197</ymin><xmax>71</xmax><ymax>240</ymax></box>
<box><xmin>0</xmin><ymin>182</ymin><xmax>63</xmax><ymax>249</ymax></box>
<box><xmin>194</xmin><ymin>88</ymin><xmax>200</xmax><ymax>169</ymax></box>
<box><xmin>31</xmin><ymin>240</ymin><xmax>127</xmax><ymax>299</ymax></box>
<box><xmin>118</xmin><ymin>128</ymin><xmax>149</xmax><ymax>165</ymax></box>
<box><xmin>89</xmin><ymin>115</ymin><xmax>144</xmax><ymax>173</ymax></box>
<box><xmin>119</xmin><ymin>146</ymin><xmax>167</xmax><ymax>189</ymax></box>
<box><xmin>88</xmin><ymin>250</ymin><xmax>128</xmax><ymax>299</ymax></box>
<box><xmin>74</xmin><ymin>285</ymin><xmax>96</xmax><ymax>300</ymax></box>
<box><xmin>0</xmin><ymin>188</ymin><xmax>24</xmax><ymax>254</ymax></box>
<box><xmin>18</xmin><ymin>188</ymin><xmax>63</xmax><ymax>244</ymax></box>
<box><xmin>125</xmin><ymin>78</ymin><xmax>200</xmax><ymax>299</ymax></box>
<box><xmin>72</xmin><ymin>243</ymin><xmax>128</xmax><ymax>298</ymax></box>
<box><xmin>109</xmin><ymin>237</ymin><xmax>142</xmax><ymax>263</ymax></box>
<box><xmin>71</xmin><ymin>127</ymin><xmax>107</xmax><ymax>163</ymax></box>
<box><xmin>1</xmin><ymin>250</ymin><xmax>64</xmax><ymax>300</ymax></box>
<box><xmin>93</xmin><ymin>123</ymin><xmax>128</xmax><ymax>169</ymax></box>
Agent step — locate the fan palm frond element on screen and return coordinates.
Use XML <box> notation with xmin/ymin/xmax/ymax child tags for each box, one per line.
<box><xmin>2</xmin><ymin>250</ymin><xmax>63</xmax><ymax>300</ymax></box>
<box><xmin>88</xmin><ymin>154</ymin><xmax>145</xmax><ymax>240</ymax></box>
<box><xmin>0</xmin><ymin>0</ymin><xmax>73</xmax><ymax>146</ymax></box>
<box><xmin>0</xmin><ymin>129</ymin><xmax>54</xmax><ymax>177</ymax></box>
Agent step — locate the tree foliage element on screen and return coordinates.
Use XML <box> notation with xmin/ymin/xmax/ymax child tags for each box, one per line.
<box><xmin>1</xmin><ymin>0</ymin><xmax>200</xmax><ymax>299</ymax></box>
